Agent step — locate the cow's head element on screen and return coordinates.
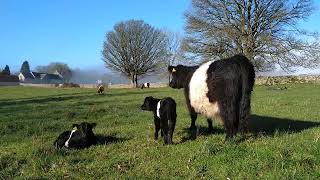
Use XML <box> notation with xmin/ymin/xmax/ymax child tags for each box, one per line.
<box><xmin>141</xmin><ymin>96</ymin><xmax>157</xmax><ymax>111</ymax></box>
<box><xmin>168</xmin><ymin>65</ymin><xmax>191</xmax><ymax>89</ymax></box>
<box><xmin>65</xmin><ymin>122</ymin><xmax>97</xmax><ymax>148</ymax></box>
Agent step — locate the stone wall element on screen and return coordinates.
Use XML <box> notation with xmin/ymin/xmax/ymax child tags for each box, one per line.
<box><xmin>0</xmin><ymin>82</ymin><xmax>20</xmax><ymax>86</ymax></box>
<box><xmin>255</xmin><ymin>75</ymin><xmax>320</xmax><ymax>85</ymax></box>
<box><xmin>19</xmin><ymin>83</ymin><xmax>168</xmax><ymax>89</ymax></box>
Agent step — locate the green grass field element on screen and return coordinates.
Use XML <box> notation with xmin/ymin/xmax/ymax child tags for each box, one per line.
<box><xmin>0</xmin><ymin>84</ymin><xmax>320</xmax><ymax>179</ymax></box>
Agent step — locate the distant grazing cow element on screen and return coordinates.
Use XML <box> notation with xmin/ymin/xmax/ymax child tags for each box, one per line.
<box><xmin>54</xmin><ymin>122</ymin><xmax>97</xmax><ymax>149</ymax></box>
<box><xmin>141</xmin><ymin>96</ymin><xmax>177</xmax><ymax>144</ymax></box>
<box><xmin>97</xmin><ymin>85</ymin><xmax>104</xmax><ymax>94</ymax></box>
<box><xmin>168</xmin><ymin>54</ymin><xmax>255</xmax><ymax>139</ymax></box>
<box><xmin>141</xmin><ymin>82</ymin><xmax>150</xmax><ymax>89</ymax></box>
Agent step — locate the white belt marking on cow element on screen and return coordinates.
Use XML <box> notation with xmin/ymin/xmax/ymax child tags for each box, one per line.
<box><xmin>189</xmin><ymin>60</ymin><xmax>220</xmax><ymax>119</ymax></box>
<box><xmin>65</xmin><ymin>129</ymin><xmax>77</xmax><ymax>148</ymax></box>
<box><xmin>156</xmin><ymin>100</ymin><xmax>161</xmax><ymax>118</ymax></box>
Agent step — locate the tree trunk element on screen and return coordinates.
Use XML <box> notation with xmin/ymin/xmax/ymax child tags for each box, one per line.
<box><xmin>131</xmin><ymin>74</ymin><xmax>135</xmax><ymax>88</ymax></box>
<box><xmin>134</xmin><ymin>74</ymin><xmax>138</xmax><ymax>88</ymax></box>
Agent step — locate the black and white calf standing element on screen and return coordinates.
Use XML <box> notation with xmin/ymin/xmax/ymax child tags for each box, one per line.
<box><xmin>54</xmin><ymin>122</ymin><xmax>97</xmax><ymax>149</ymax></box>
<box><xmin>141</xmin><ymin>82</ymin><xmax>150</xmax><ymax>89</ymax></box>
<box><xmin>97</xmin><ymin>85</ymin><xmax>104</xmax><ymax>94</ymax></box>
<box><xmin>141</xmin><ymin>96</ymin><xmax>177</xmax><ymax>144</ymax></box>
<box><xmin>168</xmin><ymin>54</ymin><xmax>255</xmax><ymax>139</ymax></box>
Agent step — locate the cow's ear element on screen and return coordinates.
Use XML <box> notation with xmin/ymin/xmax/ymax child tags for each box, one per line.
<box><xmin>90</xmin><ymin>123</ymin><xmax>97</xmax><ymax>128</ymax></box>
<box><xmin>168</xmin><ymin>66</ymin><xmax>176</xmax><ymax>72</ymax></box>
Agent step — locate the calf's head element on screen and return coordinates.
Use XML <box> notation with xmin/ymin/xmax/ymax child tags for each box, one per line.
<box><xmin>62</xmin><ymin>122</ymin><xmax>97</xmax><ymax>149</ymax></box>
<box><xmin>140</xmin><ymin>96</ymin><xmax>157</xmax><ymax>111</ymax></box>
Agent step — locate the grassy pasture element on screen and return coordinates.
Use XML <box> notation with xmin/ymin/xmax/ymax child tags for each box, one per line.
<box><xmin>0</xmin><ymin>84</ymin><xmax>319</xmax><ymax>179</ymax></box>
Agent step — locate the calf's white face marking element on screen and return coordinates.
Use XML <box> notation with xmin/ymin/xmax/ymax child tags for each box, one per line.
<box><xmin>64</xmin><ymin>129</ymin><xmax>77</xmax><ymax>148</ymax></box>
<box><xmin>189</xmin><ymin>61</ymin><xmax>220</xmax><ymax>119</ymax></box>
<box><xmin>156</xmin><ymin>100</ymin><xmax>161</xmax><ymax>118</ymax></box>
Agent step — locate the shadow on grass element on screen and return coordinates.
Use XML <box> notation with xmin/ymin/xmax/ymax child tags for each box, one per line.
<box><xmin>95</xmin><ymin>134</ymin><xmax>130</xmax><ymax>145</ymax></box>
<box><xmin>0</xmin><ymin>91</ymin><xmax>93</xmax><ymax>102</ymax></box>
<box><xmin>0</xmin><ymin>90</ymin><xmax>161</xmax><ymax>107</ymax></box>
<box><xmin>107</xmin><ymin>90</ymin><xmax>161</xmax><ymax>97</ymax></box>
<box><xmin>180</xmin><ymin>126</ymin><xmax>225</xmax><ymax>143</ymax></box>
<box><xmin>0</xmin><ymin>93</ymin><xmax>97</xmax><ymax>106</ymax></box>
<box><xmin>249</xmin><ymin>114</ymin><xmax>320</xmax><ymax>135</ymax></box>
<box><xmin>179</xmin><ymin>114</ymin><xmax>320</xmax><ymax>142</ymax></box>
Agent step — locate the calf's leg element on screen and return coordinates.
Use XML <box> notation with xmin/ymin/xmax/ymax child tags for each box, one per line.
<box><xmin>167</xmin><ymin>119</ymin><xmax>176</xmax><ymax>144</ymax></box>
<box><xmin>154</xmin><ymin>118</ymin><xmax>161</xmax><ymax>140</ymax></box>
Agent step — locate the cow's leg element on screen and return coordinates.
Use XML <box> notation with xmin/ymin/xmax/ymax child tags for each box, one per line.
<box><xmin>185</xmin><ymin>98</ymin><xmax>197</xmax><ymax>130</ymax></box>
<box><xmin>190</xmin><ymin>112</ymin><xmax>197</xmax><ymax>130</ymax></box>
<box><xmin>239</xmin><ymin>92</ymin><xmax>251</xmax><ymax>135</ymax></box>
<box><xmin>154</xmin><ymin>118</ymin><xmax>160</xmax><ymax>140</ymax></box>
<box><xmin>207</xmin><ymin>118</ymin><xmax>213</xmax><ymax>132</ymax></box>
<box><xmin>222</xmin><ymin>107</ymin><xmax>237</xmax><ymax>140</ymax></box>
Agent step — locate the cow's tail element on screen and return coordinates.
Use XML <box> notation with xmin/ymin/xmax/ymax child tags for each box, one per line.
<box><xmin>239</xmin><ymin>56</ymin><xmax>255</xmax><ymax>135</ymax></box>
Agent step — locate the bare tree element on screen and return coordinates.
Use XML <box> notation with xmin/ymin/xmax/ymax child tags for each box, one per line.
<box><xmin>102</xmin><ymin>20</ymin><xmax>168</xmax><ymax>87</ymax></box>
<box><xmin>184</xmin><ymin>0</ymin><xmax>320</xmax><ymax>71</ymax></box>
<box><xmin>164</xmin><ymin>31</ymin><xmax>184</xmax><ymax>83</ymax></box>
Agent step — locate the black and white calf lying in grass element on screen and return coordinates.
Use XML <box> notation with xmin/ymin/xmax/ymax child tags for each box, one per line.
<box><xmin>168</xmin><ymin>54</ymin><xmax>255</xmax><ymax>140</ymax></box>
<box><xmin>54</xmin><ymin>122</ymin><xmax>97</xmax><ymax>149</ymax></box>
<box><xmin>141</xmin><ymin>96</ymin><xmax>177</xmax><ymax>144</ymax></box>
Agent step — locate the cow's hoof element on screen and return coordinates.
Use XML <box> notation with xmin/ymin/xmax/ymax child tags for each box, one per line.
<box><xmin>225</xmin><ymin>135</ymin><xmax>236</xmax><ymax>143</ymax></box>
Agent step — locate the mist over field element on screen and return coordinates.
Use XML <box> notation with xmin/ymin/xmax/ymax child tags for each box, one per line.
<box><xmin>70</xmin><ymin>66</ymin><xmax>168</xmax><ymax>84</ymax></box>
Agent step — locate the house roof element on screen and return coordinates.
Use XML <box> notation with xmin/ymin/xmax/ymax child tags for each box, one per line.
<box><xmin>31</xmin><ymin>72</ymin><xmax>46</xmax><ymax>79</ymax></box>
<box><xmin>42</xmin><ymin>73</ymin><xmax>63</xmax><ymax>80</ymax></box>
<box><xmin>20</xmin><ymin>72</ymin><xmax>35</xmax><ymax>79</ymax></box>
<box><xmin>20</xmin><ymin>71</ymin><xmax>63</xmax><ymax>81</ymax></box>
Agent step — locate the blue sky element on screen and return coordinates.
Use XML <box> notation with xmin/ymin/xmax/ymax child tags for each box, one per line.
<box><xmin>0</xmin><ymin>0</ymin><xmax>319</xmax><ymax>73</ymax></box>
